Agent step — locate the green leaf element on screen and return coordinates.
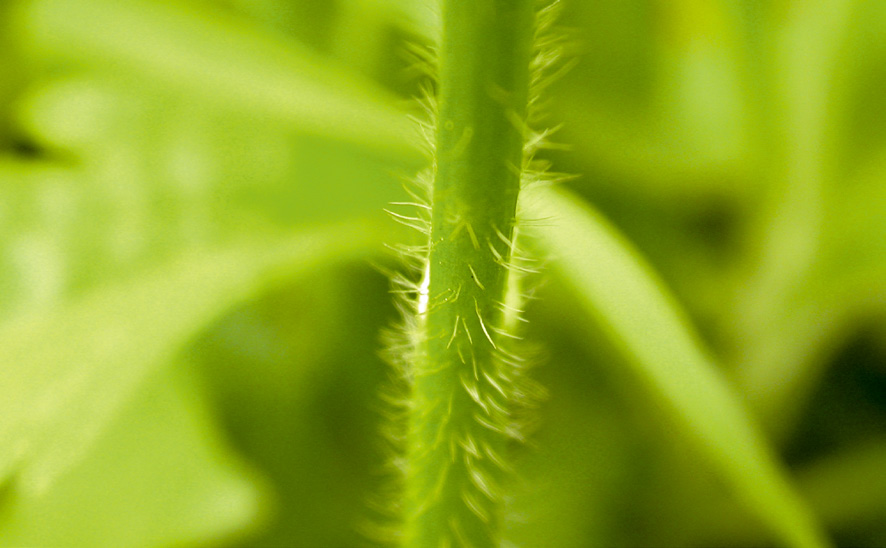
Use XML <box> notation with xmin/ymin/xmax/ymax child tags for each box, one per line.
<box><xmin>2</xmin><ymin>74</ymin><xmax>407</xmax><ymax>319</ymax></box>
<box><xmin>0</xmin><ymin>365</ymin><xmax>263</xmax><ymax>548</ymax></box>
<box><xmin>731</xmin><ymin>0</ymin><xmax>856</xmax><ymax>429</ymax></box>
<box><xmin>0</xmin><ymin>223</ymin><xmax>382</xmax><ymax>496</ymax></box>
<box><xmin>696</xmin><ymin>439</ymin><xmax>886</xmax><ymax>546</ymax></box>
<box><xmin>733</xmin><ymin>148</ymin><xmax>886</xmax><ymax>438</ymax></box>
<box><xmin>356</xmin><ymin>0</ymin><xmax>440</xmax><ymax>38</ymax></box>
<box><xmin>797</xmin><ymin>440</ymin><xmax>886</xmax><ymax>535</ymax></box>
<box><xmin>11</xmin><ymin>0</ymin><xmax>423</xmax><ymax>166</ymax></box>
<box><xmin>524</xmin><ymin>186</ymin><xmax>830</xmax><ymax>548</ymax></box>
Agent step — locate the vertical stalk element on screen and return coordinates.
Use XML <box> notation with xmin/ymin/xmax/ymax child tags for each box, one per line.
<box><xmin>404</xmin><ymin>1</ymin><xmax>535</xmax><ymax>546</ymax></box>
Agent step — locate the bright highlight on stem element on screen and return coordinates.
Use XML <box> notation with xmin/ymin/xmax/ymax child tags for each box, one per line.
<box><xmin>394</xmin><ymin>1</ymin><xmax>540</xmax><ymax>546</ymax></box>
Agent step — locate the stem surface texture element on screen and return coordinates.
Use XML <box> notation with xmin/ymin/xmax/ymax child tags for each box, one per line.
<box><xmin>403</xmin><ymin>1</ymin><xmax>535</xmax><ymax>546</ymax></box>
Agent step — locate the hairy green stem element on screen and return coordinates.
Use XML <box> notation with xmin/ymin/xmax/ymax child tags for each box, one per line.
<box><xmin>403</xmin><ymin>1</ymin><xmax>535</xmax><ymax>546</ymax></box>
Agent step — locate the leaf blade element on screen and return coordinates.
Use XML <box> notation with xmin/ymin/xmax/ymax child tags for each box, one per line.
<box><xmin>524</xmin><ymin>186</ymin><xmax>830</xmax><ymax>548</ymax></box>
<box><xmin>0</xmin><ymin>365</ymin><xmax>263</xmax><ymax>548</ymax></box>
<box><xmin>0</xmin><ymin>223</ymin><xmax>381</xmax><ymax>495</ymax></box>
<box><xmin>12</xmin><ymin>0</ymin><xmax>423</xmax><ymax>166</ymax></box>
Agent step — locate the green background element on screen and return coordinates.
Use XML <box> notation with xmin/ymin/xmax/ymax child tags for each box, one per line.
<box><xmin>0</xmin><ymin>0</ymin><xmax>884</xmax><ymax>546</ymax></box>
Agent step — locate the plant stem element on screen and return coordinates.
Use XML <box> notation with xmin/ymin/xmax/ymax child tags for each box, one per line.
<box><xmin>403</xmin><ymin>1</ymin><xmax>535</xmax><ymax>546</ymax></box>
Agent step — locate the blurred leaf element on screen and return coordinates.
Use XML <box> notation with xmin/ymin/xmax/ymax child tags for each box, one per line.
<box><xmin>504</xmin><ymin>318</ymin><xmax>633</xmax><ymax>547</ymax></box>
<box><xmin>192</xmin><ymin>265</ymin><xmax>396</xmax><ymax>547</ymax></box>
<box><xmin>731</xmin><ymin>0</ymin><xmax>856</xmax><ymax>427</ymax></box>
<box><xmin>733</xmin><ymin>148</ymin><xmax>886</xmax><ymax>438</ymax></box>
<box><xmin>524</xmin><ymin>186</ymin><xmax>829</xmax><ymax>548</ymax></box>
<box><xmin>11</xmin><ymin>0</ymin><xmax>423</xmax><ymax>166</ymax></box>
<box><xmin>0</xmin><ymin>159</ymin><xmax>86</xmax><ymax>319</ymax></box>
<box><xmin>695</xmin><ymin>439</ymin><xmax>886</xmax><ymax>547</ymax></box>
<box><xmin>798</xmin><ymin>440</ymin><xmax>886</xmax><ymax>536</ymax></box>
<box><xmin>551</xmin><ymin>0</ymin><xmax>752</xmax><ymax>201</ymax></box>
<box><xmin>356</xmin><ymin>0</ymin><xmax>439</xmax><ymax>38</ymax></box>
<box><xmin>829</xmin><ymin>1</ymin><xmax>886</xmax><ymax>172</ymax></box>
<box><xmin>1</xmin><ymin>70</ymin><xmax>408</xmax><ymax>316</ymax></box>
<box><xmin>0</xmin><ymin>365</ymin><xmax>263</xmax><ymax>548</ymax></box>
<box><xmin>0</xmin><ymin>223</ymin><xmax>382</xmax><ymax>497</ymax></box>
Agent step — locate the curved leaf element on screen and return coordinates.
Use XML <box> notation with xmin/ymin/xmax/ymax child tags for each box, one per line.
<box><xmin>0</xmin><ymin>223</ymin><xmax>382</xmax><ymax>496</ymax></box>
<box><xmin>524</xmin><ymin>186</ymin><xmax>829</xmax><ymax>548</ymax></box>
<box><xmin>12</xmin><ymin>0</ymin><xmax>423</xmax><ymax>166</ymax></box>
<box><xmin>0</xmin><ymin>365</ymin><xmax>264</xmax><ymax>547</ymax></box>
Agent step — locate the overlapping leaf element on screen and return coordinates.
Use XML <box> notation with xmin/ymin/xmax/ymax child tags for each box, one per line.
<box><xmin>0</xmin><ymin>366</ymin><xmax>263</xmax><ymax>547</ymax></box>
<box><xmin>524</xmin><ymin>186</ymin><xmax>829</xmax><ymax>548</ymax></box>
<box><xmin>0</xmin><ymin>225</ymin><xmax>380</xmax><ymax>495</ymax></box>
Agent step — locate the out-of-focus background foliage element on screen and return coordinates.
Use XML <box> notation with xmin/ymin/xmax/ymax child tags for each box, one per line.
<box><xmin>0</xmin><ymin>0</ymin><xmax>884</xmax><ymax>546</ymax></box>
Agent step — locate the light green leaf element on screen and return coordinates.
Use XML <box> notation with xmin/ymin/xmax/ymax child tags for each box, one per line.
<box><xmin>731</xmin><ymin>0</ymin><xmax>856</xmax><ymax>427</ymax></box>
<box><xmin>0</xmin><ymin>365</ymin><xmax>263</xmax><ymax>548</ymax></box>
<box><xmin>734</xmin><ymin>147</ymin><xmax>886</xmax><ymax>438</ymax></box>
<box><xmin>2</xmin><ymin>72</ymin><xmax>408</xmax><ymax>318</ymax></box>
<box><xmin>0</xmin><ymin>223</ymin><xmax>382</xmax><ymax>496</ymax></box>
<box><xmin>523</xmin><ymin>186</ymin><xmax>830</xmax><ymax>548</ymax></box>
<box><xmin>11</xmin><ymin>0</ymin><xmax>423</xmax><ymax>166</ymax></box>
